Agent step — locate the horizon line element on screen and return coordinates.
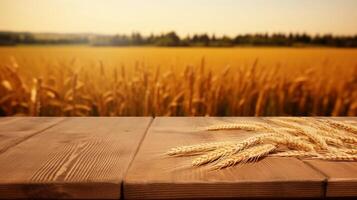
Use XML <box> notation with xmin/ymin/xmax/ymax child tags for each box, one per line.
<box><xmin>1</xmin><ymin>30</ymin><xmax>357</xmax><ymax>38</ymax></box>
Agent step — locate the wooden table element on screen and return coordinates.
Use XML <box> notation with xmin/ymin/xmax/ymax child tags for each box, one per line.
<box><xmin>0</xmin><ymin>117</ymin><xmax>152</xmax><ymax>199</ymax></box>
<box><xmin>0</xmin><ymin>117</ymin><xmax>356</xmax><ymax>199</ymax></box>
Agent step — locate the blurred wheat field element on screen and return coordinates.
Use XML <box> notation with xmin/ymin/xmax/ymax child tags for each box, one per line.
<box><xmin>0</xmin><ymin>46</ymin><xmax>356</xmax><ymax>116</ymax></box>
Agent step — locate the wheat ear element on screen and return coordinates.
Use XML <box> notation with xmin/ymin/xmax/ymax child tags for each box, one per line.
<box><xmin>269</xmin><ymin>119</ymin><xmax>328</xmax><ymax>150</ymax></box>
<box><xmin>192</xmin><ymin>144</ymin><xmax>239</xmax><ymax>166</ymax></box>
<box><xmin>192</xmin><ymin>134</ymin><xmax>271</xmax><ymax>166</ymax></box>
<box><xmin>297</xmin><ymin>126</ymin><xmax>329</xmax><ymax>150</ymax></box>
<box><xmin>274</xmin><ymin>127</ymin><xmax>301</xmax><ymax>136</ymax></box>
<box><xmin>322</xmin><ymin>136</ymin><xmax>344</xmax><ymax>147</ymax></box>
<box><xmin>316</xmin><ymin>153</ymin><xmax>357</xmax><ymax>161</ymax></box>
<box><xmin>337</xmin><ymin>136</ymin><xmax>357</xmax><ymax>145</ymax></box>
<box><xmin>312</xmin><ymin>119</ymin><xmax>357</xmax><ymax>145</ymax></box>
<box><xmin>167</xmin><ymin>141</ymin><xmax>234</xmax><ymax>156</ymax></box>
<box><xmin>212</xmin><ymin>144</ymin><xmax>277</xmax><ymax>170</ymax></box>
<box><xmin>324</xmin><ymin>119</ymin><xmax>357</xmax><ymax>135</ymax></box>
<box><xmin>339</xmin><ymin>148</ymin><xmax>357</xmax><ymax>155</ymax></box>
<box><xmin>263</xmin><ymin>135</ymin><xmax>315</xmax><ymax>151</ymax></box>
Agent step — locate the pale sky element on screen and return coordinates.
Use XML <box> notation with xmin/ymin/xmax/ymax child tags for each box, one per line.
<box><xmin>1</xmin><ymin>0</ymin><xmax>357</xmax><ymax>36</ymax></box>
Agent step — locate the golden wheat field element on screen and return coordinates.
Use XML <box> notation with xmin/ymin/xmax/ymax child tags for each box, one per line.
<box><xmin>0</xmin><ymin>46</ymin><xmax>356</xmax><ymax>116</ymax></box>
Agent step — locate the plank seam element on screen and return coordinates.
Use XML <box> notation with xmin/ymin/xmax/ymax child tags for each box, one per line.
<box><xmin>121</xmin><ymin>117</ymin><xmax>154</xmax><ymax>200</ymax></box>
<box><xmin>303</xmin><ymin>160</ymin><xmax>329</xmax><ymax>199</ymax></box>
<box><xmin>0</xmin><ymin>118</ymin><xmax>66</xmax><ymax>155</ymax></box>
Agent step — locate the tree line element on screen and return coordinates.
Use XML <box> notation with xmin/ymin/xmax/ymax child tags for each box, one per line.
<box><xmin>1</xmin><ymin>31</ymin><xmax>357</xmax><ymax>47</ymax></box>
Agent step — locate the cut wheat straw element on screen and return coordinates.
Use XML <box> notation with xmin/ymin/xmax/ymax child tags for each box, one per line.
<box><xmin>205</xmin><ymin>123</ymin><xmax>265</xmax><ymax>131</ymax></box>
<box><xmin>166</xmin><ymin>118</ymin><xmax>357</xmax><ymax>170</ymax></box>
<box><xmin>270</xmin><ymin>151</ymin><xmax>318</xmax><ymax>158</ymax></box>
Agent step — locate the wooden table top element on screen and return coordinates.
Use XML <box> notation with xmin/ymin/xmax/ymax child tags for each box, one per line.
<box><xmin>0</xmin><ymin>117</ymin><xmax>152</xmax><ymax>199</ymax></box>
<box><xmin>0</xmin><ymin>117</ymin><xmax>356</xmax><ymax>199</ymax></box>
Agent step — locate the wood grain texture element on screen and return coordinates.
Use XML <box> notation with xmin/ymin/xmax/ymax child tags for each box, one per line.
<box><xmin>0</xmin><ymin>117</ymin><xmax>152</xmax><ymax>199</ymax></box>
<box><xmin>305</xmin><ymin>117</ymin><xmax>357</xmax><ymax>198</ymax></box>
<box><xmin>0</xmin><ymin>117</ymin><xmax>64</xmax><ymax>154</ymax></box>
<box><xmin>306</xmin><ymin>161</ymin><xmax>357</xmax><ymax>198</ymax></box>
<box><xmin>124</xmin><ymin>117</ymin><xmax>326</xmax><ymax>199</ymax></box>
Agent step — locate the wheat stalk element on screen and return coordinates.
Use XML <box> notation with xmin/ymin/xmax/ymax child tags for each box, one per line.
<box><xmin>205</xmin><ymin>123</ymin><xmax>266</xmax><ymax>131</ymax></box>
<box><xmin>270</xmin><ymin>151</ymin><xmax>318</xmax><ymax>158</ymax></box>
<box><xmin>1</xmin><ymin>55</ymin><xmax>355</xmax><ymax>117</ymax></box>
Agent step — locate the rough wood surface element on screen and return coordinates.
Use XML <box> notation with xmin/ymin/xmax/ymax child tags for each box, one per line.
<box><xmin>124</xmin><ymin>117</ymin><xmax>327</xmax><ymax>199</ymax></box>
<box><xmin>0</xmin><ymin>117</ymin><xmax>64</xmax><ymax>154</ymax></box>
<box><xmin>0</xmin><ymin>117</ymin><xmax>152</xmax><ymax>199</ymax></box>
<box><xmin>306</xmin><ymin>161</ymin><xmax>357</xmax><ymax>198</ymax></box>
<box><xmin>303</xmin><ymin>117</ymin><xmax>357</xmax><ymax>198</ymax></box>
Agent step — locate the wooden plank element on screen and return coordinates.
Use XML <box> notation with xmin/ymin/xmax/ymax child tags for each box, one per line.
<box><xmin>306</xmin><ymin>161</ymin><xmax>357</xmax><ymax>197</ymax></box>
<box><xmin>305</xmin><ymin>117</ymin><xmax>357</xmax><ymax>198</ymax></box>
<box><xmin>0</xmin><ymin>117</ymin><xmax>152</xmax><ymax>199</ymax></box>
<box><xmin>124</xmin><ymin>117</ymin><xmax>326</xmax><ymax>199</ymax></box>
<box><xmin>0</xmin><ymin>117</ymin><xmax>64</xmax><ymax>154</ymax></box>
